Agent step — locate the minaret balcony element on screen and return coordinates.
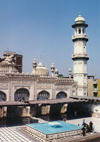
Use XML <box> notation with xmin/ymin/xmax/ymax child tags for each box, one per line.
<box><xmin>72</xmin><ymin>54</ymin><xmax>89</xmax><ymax>60</ymax></box>
<box><xmin>72</xmin><ymin>35</ymin><xmax>88</xmax><ymax>42</ymax></box>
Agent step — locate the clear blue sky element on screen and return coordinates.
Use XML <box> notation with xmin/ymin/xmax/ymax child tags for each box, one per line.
<box><xmin>0</xmin><ymin>0</ymin><xmax>100</xmax><ymax>77</ymax></box>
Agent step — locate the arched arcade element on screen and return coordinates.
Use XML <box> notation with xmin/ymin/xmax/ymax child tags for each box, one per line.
<box><xmin>14</xmin><ymin>88</ymin><xmax>29</xmax><ymax>101</ymax></box>
<box><xmin>56</xmin><ymin>91</ymin><xmax>67</xmax><ymax>99</ymax></box>
<box><xmin>37</xmin><ymin>90</ymin><xmax>50</xmax><ymax>100</ymax></box>
<box><xmin>0</xmin><ymin>91</ymin><xmax>6</xmax><ymax>101</ymax></box>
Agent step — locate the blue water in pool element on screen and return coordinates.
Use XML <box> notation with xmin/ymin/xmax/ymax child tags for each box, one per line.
<box><xmin>28</xmin><ymin>121</ymin><xmax>82</xmax><ymax>134</ymax></box>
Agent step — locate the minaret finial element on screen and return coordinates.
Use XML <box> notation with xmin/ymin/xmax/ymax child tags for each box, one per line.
<box><xmin>79</xmin><ymin>10</ymin><xmax>81</xmax><ymax>16</ymax></box>
<box><xmin>40</xmin><ymin>55</ymin><xmax>41</xmax><ymax>62</ymax></box>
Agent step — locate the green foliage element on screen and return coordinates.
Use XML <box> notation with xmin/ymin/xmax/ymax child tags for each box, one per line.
<box><xmin>58</xmin><ymin>74</ymin><xmax>64</xmax><ymax>77</ymax></box>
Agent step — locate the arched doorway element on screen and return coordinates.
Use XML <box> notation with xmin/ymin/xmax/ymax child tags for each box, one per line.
<box><xmin>37</xmin><ymin>90</ymin><xmax>50</xmax><ymax>100</ymax></box>
<box><xmin>0</xmin><ymin>91</ymin><xmax>6</xmax><ymax>101</ymax></box>
<box><xmin>56</xmin><ymin>91</ymin><xmax>67</xmax><ymax>99</ymax></box>
<box><xmin>14</xmin><ymin>88</ymin><xmax>29</xmax><ymax>101</ymax></box>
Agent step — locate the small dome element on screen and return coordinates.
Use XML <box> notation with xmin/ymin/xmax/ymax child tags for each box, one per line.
<box><xmin>32</xmin><ymin>61</ymin><xmax>49</xmax><ymax>76</ymax></box>
<box><xmin>51</xmin><ymin>63</ymin><xmax>55</xmax><ymax>68</ymax></box>
<box><xmin>75</xmin><ymin>14</ymin><xmax>85</xmax><ymax>23</ymax></box>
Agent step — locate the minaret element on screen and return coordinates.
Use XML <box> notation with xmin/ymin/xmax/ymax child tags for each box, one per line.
<box><xmin>32</xmin><ymin>59</ymin><xmax>37</xmax><ymax>74</ymax></box>
<box><xmin>51</xmin><ymin>63</ymin><xmax>55</xmax><ymax>77</ymax></box>
<box><xmin>72</xmin><ymin>13</ymin><xmax>89</xmax><ymax>96</ymax></box>
<box><xmin>69</xmin><ymin>68</ymin><xmax>71</xmax><ymax>78</ymax></box>
<box><xmin>55</xmin><ymin>69</ymin><xmax>58</xmax><ymax>77</ymax></box>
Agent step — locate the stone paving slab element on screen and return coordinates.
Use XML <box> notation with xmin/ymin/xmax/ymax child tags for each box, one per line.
<box><xmin>0</xmin><ymin>125</ymin><xmax>39</xmax><ymax>142</ymax></box>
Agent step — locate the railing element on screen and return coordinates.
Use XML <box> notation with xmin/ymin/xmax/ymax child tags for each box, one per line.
<box><xmin>72</xmin><ymin>54</ymin><xmax>89</xmax><ymax>59</ymax></box>
<box><xmin>72</xmin><ymin>34</ymin><xmax>88</xmax><ymax>39</ymax></box>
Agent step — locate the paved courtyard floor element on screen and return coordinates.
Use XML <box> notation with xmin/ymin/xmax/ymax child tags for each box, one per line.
<box><xmin>0</xmin><ymin>117</ymin><xmax>100</xmax><ymax>142</ymax></box>
<box><xmin>66</xmin><ymin>117</ymin><xmax>100</xmax><ymax>133</ymax></box>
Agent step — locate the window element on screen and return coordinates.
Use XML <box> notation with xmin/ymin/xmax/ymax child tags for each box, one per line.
<box><xmin>78</xmin><ymin>62</ymin><xmax>82</xmax><ymax>64</ymax></box>
<box><xmin>79</xmin><ymin>29</ymin><xmax>81</xmax><ymax>34</ymax></box>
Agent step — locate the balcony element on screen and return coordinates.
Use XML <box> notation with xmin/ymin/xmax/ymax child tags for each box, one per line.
<box><xmin>72</xmin><ymin>35</ymin><xmax>88</xmax><ymax>42</ymax></box>
<box><xmin>72</xmin><ymin>54</ymin><xmax>89</xmax><ymax>60</ymax></box>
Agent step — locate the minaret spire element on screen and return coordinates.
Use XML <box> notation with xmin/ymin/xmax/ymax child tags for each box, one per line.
<box><xmin>40</xmin><ymin>55</ymin><xmax>41</xmax><ymax>62</ymax></box>
<box><xmin>79</xmin><ymin>10</ymin><xmax>81</xmax><ymax>16</ymax></box>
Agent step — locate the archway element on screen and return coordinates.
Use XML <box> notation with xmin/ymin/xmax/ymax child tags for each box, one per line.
<box><xmin>56</xmin><ymin>91</ymin><xmax>67</xmax><ymax>99</ymax></box>
<box><xmin>37</xmin><ymin>90</ymin><xmax>50</xmax><ymax>100</ymax></box>
<box><xmin>0</xmin><ymin>91</ymin><xmax>6</xmax><ymax>101</ymax></box>
<box><xmin>14</xmin><ymin>88</ymin><xmax>29</xmax><ymax>101</ymax></box>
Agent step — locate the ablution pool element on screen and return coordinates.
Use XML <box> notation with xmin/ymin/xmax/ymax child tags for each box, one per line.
<box><xmin>25</xmin><ymin>121</ymin><xmax>82</xmax><ymax>141</ymax></box>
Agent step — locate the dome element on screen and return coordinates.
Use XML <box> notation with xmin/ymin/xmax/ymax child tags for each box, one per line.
<box><xmin>31</xmin><ymin>61</ymin><xmax>49</xmax><ymax>76</ymax></box>
<box><xmin>75</xmin><ymin>14</ymin><xmax>85</xmax><ymax>23</ymax></box>
<box><xmin>1</xmin><ymin>56</ymin><xmax>14</xmax><ymax>65</ymax></box>
<box><xmin>0</xmin><ymin>57</ymin><xmax>18</xmax><ymax>73</ymax></box>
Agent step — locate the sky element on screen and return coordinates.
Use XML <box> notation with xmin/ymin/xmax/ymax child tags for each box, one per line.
<box><xmin>0</xmin><ymin>0</ymin><xmax>100</xmax><ymax>78</ymax></box>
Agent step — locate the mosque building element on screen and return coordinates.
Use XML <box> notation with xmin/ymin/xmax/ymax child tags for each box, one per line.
<box><xmin>0</xmin><ymin>50</ymin><xmax>77</xmax><ymax>102</ymax></box>
<box><xmin>0</xmin><ymin>14</ymin><xmax>90</xmax><ymax>118</ymax></box>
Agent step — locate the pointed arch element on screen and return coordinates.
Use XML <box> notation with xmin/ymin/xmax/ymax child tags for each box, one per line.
<box><xmin>37</xmin><ymin>90</ymin><xmax>50</xmax><ymax>100</ymax></box>
<box><xmin>14</xmin><ymin>88</ymin><xmax>29</xmax><ymax>101</ymax></box>
<box><xmin>56</xmin><ymin>91</ymin><xmax>67</xmax><ymax>99</ymax></box>
<box><xmin>0</xmin><ymin>91</ymin><xmax>6</xmax><ymax>101</ymax></box>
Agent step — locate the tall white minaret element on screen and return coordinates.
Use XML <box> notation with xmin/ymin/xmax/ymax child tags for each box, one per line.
<box><xmin>72</xmin><ymin>13</ymin><xmax>89</xmax><ymax>96</ymax></box>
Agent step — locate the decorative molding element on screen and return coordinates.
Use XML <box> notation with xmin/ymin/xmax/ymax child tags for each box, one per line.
<box><xmin>0</xmin><ymin>83</ymin><xmax>8</xmax><ymax>88</ymax></box>
<box><xmin>37</xmin><ymin>83</ymin><xmax>51</xmax><ymax>89</ymax></box>
<box><xmin>56</xmin><ymin>85</ymin><xmax>69</xmax><ymax>89</ymax></box>
<box><xmin>14</xmin><ymin>85</ymin><xmax>31</xmax><ymax>90</ymax></box>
